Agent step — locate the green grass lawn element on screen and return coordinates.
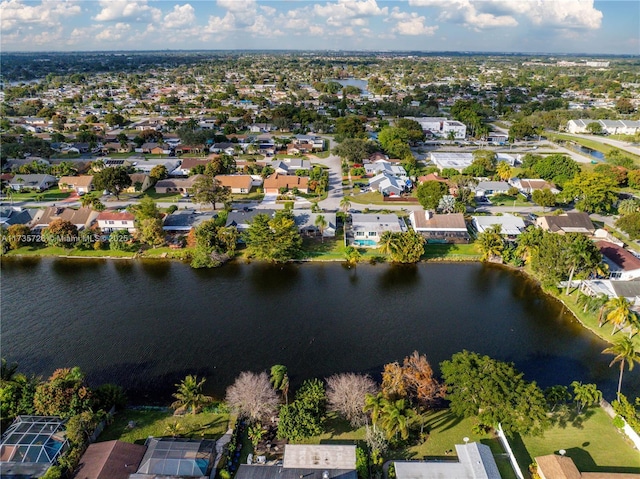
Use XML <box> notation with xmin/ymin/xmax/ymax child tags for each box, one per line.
<box><xmin>313</xmin><ymin>151</ymin><xmax>331</xmax><ymax>159</ymax></box>
<box><xmin>511</xmin><ymin>407</ymin><xmax>640</xmax><ymax>474</ymax></box>
<box><xmin>10</xmin><ymin>188</ymin><xmax>71</xmax><ymax>201</ymax></box>
<box><xmin>98</xmin><ymin>409</ymin><xmax>230</xmax><ymax>444</ymax></box>
<box><xmin>487</xmin><ymin>194</ymin><xmax>530</xmax><ymax>207</ymax></box>
<box><xmin>547</xmin><ymin>133</ymin><xmax>640</xmax><ymax>163</ymax></box>
<box><xmin>142</xmin><ymin>189</ymin><xmax>184</xmax><ymax>201</ymax></box>
<box><xmin>4</xmin><ymin>245</ymin><xmax>136</xmax><ymax>258</ymax></box>
<box><xmin>423</xmin><ymin>243</ymin><xmax>481</xmax><ymax>260</ymax></box>
<box><xmin>231</xmin><ymin>191</ymin><xmax>264</xmax><ymax>201</ymax></box>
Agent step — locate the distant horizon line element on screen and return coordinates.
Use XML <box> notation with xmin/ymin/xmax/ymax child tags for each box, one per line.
<box><xmin>1</xmin><ymin>49</ymin><xmax>637</xmax><ymax>58</ymax></box>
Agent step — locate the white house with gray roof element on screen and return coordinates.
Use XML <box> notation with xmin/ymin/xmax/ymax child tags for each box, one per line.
<box><xmin>350</xmin><ymin>213</ymin><xmax>407</xmax><ymax>246</ymax></box>
<box><xmin>567</xmin><ymin>119</ymin><xmax>640</xmax><ymax>135</ymax></box>
<box><xmin>472</xmin><ymin>214</ymin><xmax>526</xmax><ymax>237</ymax></box>
<box><xmin>394</xmin><ymin>442</ymin><xmax>501</xmax><ymax>479</ymax></box>
<box><xmin>430</xmin><ymin>152</ymin><xmax>473</xmax><ymax>172</ymax></box>
<box><xmin>8</xmin><ymin>174</ymin><xmax>57</xmax><ymax>192</ymax></box>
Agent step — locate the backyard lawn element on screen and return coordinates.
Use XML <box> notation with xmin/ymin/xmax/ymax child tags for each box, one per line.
<box><xmin>98</xmin><ymin>409</ymin><xmax>230</xmax><ymax>444</ymax></box>
<box><xmin>422</xmin><ymin>243</ymin><xmax>481</xmax><ymax>260</ymax></box>
<box><xmin>9</xmin><ymin>188</ymin><xmax>71</xmax><ymax>201</ymax></box>
<box><xmin>510</xmin><ymin>407</ymin><xmax>640</xmax><ymax>475</ymax></box>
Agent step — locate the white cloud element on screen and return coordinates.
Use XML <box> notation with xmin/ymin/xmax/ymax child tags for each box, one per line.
<box><xmin>408</xmin><ymin>0</ymin><xmax>602</xmax><ymax>30</ymax></box>
<box><xmin>392</xmin><ymin>13</ymin><xmax>439</xmax><ymax>36</ymax></box>
<box><xmin>1</xmin><ymin>0</ymin><xmax>81</xmax><ymax>33</ymax></box>
<box><xmin>163</xmin><ymin>4</ymin><xmax>196</xmax><ymax>29</ymax></box>
<box><xmin>94</xmin><ymin>0</ymin><xmax>161</xmax><ymax>23</ymax></box>
<box><xmin>313</xmin><ymin>0</ymin><xmax>388</xmax><ymax>27</ymax></box>
<box><xmin>95</xmin><ymin>22</ymin><xmax>131</xmax><ymax>41</ymax></box>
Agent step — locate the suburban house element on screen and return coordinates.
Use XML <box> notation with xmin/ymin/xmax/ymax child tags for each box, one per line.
<box><xmin>209</xmin><ymin>142</ymin><xmax>237</xmax><ymax>155</ymax></box>
<box><xmin>263</xmin><ymin>174</ymin><xmax>308</xmax><ymax>194</ymax></box>
<box><xmin>394</xmin><ymin>442</ymin><xmax>500</xmax><ymax>479</ymax></box>
<box><xmin>597</xmin><ymin>241</ymin><xmax>640</xmax><ymax>281</ymax></box>
<box><xmin>163</xmin><ymin>210</ymin><xmax>217</xmax><ymax>232</ymax></box>
<box><xmin>31</xmin><ymin>206</ymin><xmax>99</xmax><ymax>232</ymax></box>
<box><xmin>226</xmin><ymin>209</ymin><xmax>276</xmax><ymax>233</ymax></box>
<box><xmin>474</xmin><ymin>181</ymin><xmax>511</xmax><ymax>197</ymax></box>
<box><xmin>97</xmin><ymin>211</ymin><xmax>136</xmax><ymax>233</ymax></box>
<box><xmin>409</xmin><ymin>211</ymin><xmax>470</xmax><ymax>243</ymax></box>
<box><xmin>567</xmin><ymin>119</ymin><xmax>640</xmax><ymax>135</ymax></box>
<box><xmin>287</xmin><ymin>143</ymin><xmax>314</xmax><ymax>155</ymax></box>
<box><xmin>369</xmin><ymin>173</ymin><xmax>406</xmax><ymax>196</ymax></box>
<box><xmin>293</xmin><ymin>134</ymin><xmax>324</xmax><ymax>150</ymax></box>
<box><xmin>0</xmin><ymin>416</ymin><xmax>69</xmax><ymax>479</ymax></box>
<box><xmin>535</xmin><ymin>212</ymin><xmax>595</xmax><ymax>235</ymax></box>
<box><xmin>536</xmin><ymin>453</ymin><xmax>640</xmax><ymax>479</ymax></box>
<box><xmin>350</xmin><ymin>213</ymin><xmax>407</xmax><ymax>246</ymax></box>
<box><xmin>509</xmin><ymin>178</ymin><xmax>559</xmax><ymax>196</ymax></box>
<box><xmin>0</xmin><ymin>207</ymin><xmax>39</xmax><ymax>227</ymax></box>
<box><xmin>73</xmin><ymin>440</ymin><xmax>146</xmax><ymax>479</ymax></box>
<box><xmin>472</xmin><ymin>214</ymin><xmax>526</xmax><ymax>237</ymax></box>
<box><xmin>580</xmin><ymin>278</ymin><xmax>640</xmax><ymax>307</ymax></box>
<box><xmin>8</xmin><ymin>174</ymin><xmax>57</xmax><ymax>192</ymax></box>
<box><xmin>132</xmin><ymin>159</ymin><xmax>180</xmax><ymax>176</ymax></box>
<box><xmin>58</xmin><ymin>175</ymin><xmax>94</xmax><ymax>195</ymax></box>
<box><xmin>130</xmin><ymin>437</ymin><xmax>216</xmax><ymax>478</ymax></box>
<box><xmin>126</xmin><ymin>173</ymin><xmax>152</xmax><ymax>193</ymax></box>
<box><xmin>215</xmin><ymin>175</ymin><xmax>254</xmax><ymax>194</ymax></box>
<box><xmin>293</xmin><ymin>210</ymin><xmax>337</xmax><ymax>237</ymax></box>
<box><xmin>430</xmin><ymin>152</ymin><xmax>473</xmax><ymax>172</ymax></box>
<box><xmin>405</xmin><ymin>116</ymin><xmax>467</xmax><ymax>139</ymax></box>
<box><xmin>173</xmin><ymin>158</ymin><xmax>211</xmax><ymax>176</ymax></box>
<box><xmin>155</xmin><ymin>175</ymin><xmax>204</xmax><ymax>194</ymax></box>
<box><xmin>496</xmin><ymin>152</ymin><xmax>519</xmax><ymax>166</ymax></box>
<box><xmin>236</xmin><ymin>444</ymin><xmax>356</xmax><ymax>479</ymax></box>
<box><xmin>269</xmin><ymin>159</ymin><xmax>312</xmax><ymax>175</ymax></box>
<box><xmin>364</xmin><ymin>159</ymin><xmax>407</xmax><ymax>178</ymax></box>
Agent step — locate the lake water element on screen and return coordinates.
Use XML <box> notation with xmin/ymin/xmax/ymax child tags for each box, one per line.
<box><xmin>0</xmin><ymin>258</ymin><xmax>629</xmax><ymax>404</ymax></box>
<box><xmin>332</xmin><ymin>78</ymin><xmax>370</xmax><ymax>96</ymax></box>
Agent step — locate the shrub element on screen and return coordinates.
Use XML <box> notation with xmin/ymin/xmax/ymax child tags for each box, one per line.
<box><xmin>613</xmin><ymin>415</ymin><xmax>626</xmax><ymax>429</ymax></box>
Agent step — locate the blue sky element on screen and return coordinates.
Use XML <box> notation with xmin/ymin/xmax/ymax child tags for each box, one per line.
<box><xmin>1</xmin><ymin>0</ymin><xmax>638</xmax><ymax>54</ymax></box>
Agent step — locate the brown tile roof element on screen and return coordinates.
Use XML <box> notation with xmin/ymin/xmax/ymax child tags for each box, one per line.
<box><xmin>129</xmin><ymin>173</ymin><xmax>149</xmax><ymax>184</ymax></box>
<box><xmin>537</xmin><ymin>212</ymin><xmax>595</xmax><ymax>233</ymax></box>
<box><xmin>35</xmin><ymin>206</ymin><xmax>96</xmax><ymax>227</ymax></box>
<box><xmin>74</xmin><ymin>440</ymin><xmax>146</xmax><ymax>479</ymax></box>
<box><xmin>179</xmin><ymin>158</ymin><xmax>210</xmax><ymax>171</ymax></box>
<box><xmin>418</xmin><ymin>173</ymin><xmax>449</xmax><ymax>184</ymax></box>
<box><xmin>597</xmin><ymin>241</ymin><xmax>640</xmax><ymax>271</ymax></box>
<box><xmin>412</xmin><ymin>212</ymin><xmax>466</xmax><ymax>230</ymax></box>
<box><xmin>263</xmin><ymin>173</ymin><xmax>309</xmax><ymax>189</ymax></box>
<box><xmin>215</xmin><ymin>174</ymin><xmax>253</xmax><ymax>190</ymax></box>
<box><xmin>97</xmin><ymin>211</ymin><xmax>135</xmax><ymax>222</ymax></box>
<box><xmin>535</xmin><ymin>455</ymin><xmax>581</xmax><ymax>479</ymax></box>
<box><xmin>156</xmin><ymin>175</ymin><xmax>204</xmax><ymax>189</ymax></box>
<box><xmin>520</xmin><ymin>179</ymin><xmax>556</xmax><ymax>190</ymax></box>
<box><xmin>59</xmin><ymin>175</ymin><xmax>93</xmax><ymax>187</ymax></box>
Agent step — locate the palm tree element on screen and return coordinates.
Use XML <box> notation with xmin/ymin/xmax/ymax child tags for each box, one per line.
<box><xmin>618</xmin><ymin>198</ymin><xmax>640</xmax><ymax>215</ymax></box>
<box><xmin>270</xmin><ymin>364</ymin><xmax>289</xmax><ymax>405</ymax></box>
<box><xmin>364</xmin><ymin>393</ymin><xmax>387</xmax><ymax>429</ymax></box>
<box><xmin>603</xmin><ymin>297</ymin><xmax>635</xmax><ymax>334</ymax></box>
<box><xmin>477</xmin><ymin>225</ymin><xmax>504</xmax><ymax>261</ymax></box>
<box><xmin>380</xmin><ymin>398</ymin><xmax>414</xmax><ymax>441</ymax></box>
<box><xmin>343</xmin><ymin>246</ymin><xmax>361</xmax><ymax>266</ymax></box>
<box><xmin>80</xmin><ymin>195</ymin><xmax>94</xmax><ymax>208</ymax></box>
<box><xmin>565</xmin><ymin>235</ymin><xmax>600</xmax><ymax>295</ymax></box>
<box><xmin>496</xmin><ymin>162</ymin><xmax>512</xmax><ymax>181</ymax></box>
<box><xmin>171</xmin><ymin>374</ymin><xmax>212</xmax><ymax>415</ymax></box>
<box><xmin>0</xmin><ymin>358</ymin><xmax>19</xmax><ymax>384</ymax></box>
<box><xmin>378</xmin><ymin>231</ymin><xmax>398</xmax><ymax>257</ymax></box>
<box><xmin>603</xmin><ymin>337</ymin><xmax>640</xmax><ymax>399</ymax></box>
<box><xmin>315</xmin><ymin>215</ymin><xmax>328</xmax><ymax>242</ymax></box>
<box><xmin>570</xmin><ymin>381</ymin><xmax>602</xmax><ymax>414</ymax></box>
<box><xmin>340</xmin><ymin>196</ymin><xmax>351</xmax><ymax>214</ymax></box>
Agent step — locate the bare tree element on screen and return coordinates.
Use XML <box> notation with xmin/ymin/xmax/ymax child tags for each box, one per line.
<box><xmin>326</xmin><ymin>373</ymin><xmax>378</xmax><ymax>427</ymax></box>
<box><xmin>402</xmin><ymin>351</ymin><xmax>444</xmax><ymax>408</ymax></box>
<box><xmin>225</xmin><ymin>371</ymin><xmax>280</xmax><ymax>423</ymax></box>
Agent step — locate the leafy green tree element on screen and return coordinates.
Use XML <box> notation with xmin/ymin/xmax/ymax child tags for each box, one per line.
<box><xmin>6</xmin><ymin>224</ymin><xmax>30</xmax><ymax>250</ymax></box>
<box><xmin>531</xmin><ymin>189</ymin><xmax>556</xmax><ymax>210</ymax></box>
<box><xmin>508</xmin><ymin>120</ymin><xmax>537</xmax><ymax>141</ymax></box>
<box><xmin>315</xmin><ymin>214</ymin><xmax>328</xmax><ymax>242</ymax></box>
<box><xmin>544</xmin><ymin>385</ymin><xmax>571</xmax><ymax>412</ymax></box>
<box><xmin>33</xmin><ymin>367</ymin><xmax>92</xmax><ymax>419</ymax></box>
<box><xmin>192</xmin><ymin>176</ymin><xmax>231</xmax><ymax>211</ymax></box>
<box><xmin>171</xmin><ymin>375</ymin><xmax>212</xmax><ymax>415</ymax></box>
<box><xmin>42</xmin><ymin>219</ymin><xmax>78</xmax><ymax>248</ymax></box>
<box><xmin>277</xmin><ymin>379</ymin><xmax>326</xmax><ymax>440</ymax></box>
<box><xmin>616</xmin><ymin>212</ymin><xmax>640</xmax><ymax>240</ymax></box>
<box><xmin>93</xmin><ymin>383</ymin><xmax>127</xmax><ymax>411</ymax></box>
<box><xmin>344</xmin><ymin>245</ymin><xmax>361</xmax><ymax>265</ymax></box>
<box><xmin>138</xmin><ymin>218</ymin><xmax>165</xmax><ymax>247</ymax></box>
<box><xmin>332</xmin><ymin>138</ymin><xmax>377</xmax><ymax>163</ymax></box>
<box><xmin>618</xmin><ymin>199</ymin><xmax>640</xmax><ymax>216</ymax></box>
<box><xmin>335</xmin><ymin>116</ymin><xmax>366</xmax><ymax>141</ymax></box>
<box><xmin>244</xmin><ymin>211</ymin><xmax>302</xmax><ymax>263</ymax></box>
<box><xmin>561</xmin><ymin>171</ymin><xmax>618</xmax><ymax>213</ymax></box>
<box><xmin>104</xmin><ymin>112</ymin><xmax>126</xmax><ymax>127</ymax></box>
<box><xmin>378</xmin><ymin>231</ymin><xmax>424</xmax><ymax>263</ymax></box>
<box><xmin>496</xmin><ymin>162</ymin><xmax>512</xmax><ymax>181</ymax></box>
<box><xmin>531</xmin><ymin>154</ymin><xmax>579</xmax><ymax>186</ymax></box>
<box><xmin>603</xmin><ymin>337</ymin><xmax>640</xmax><ymax>399</ymax></box>
<box><xmin>65</xmin><ymin>410</ymin><xmax>100</xmax><ymax>446</ymax></box>
<box><xmin>441</xmin><ymin>351</ymin><xmax>549</xmax><ymax>435</ymax></box>
<box><xmin>270</xmin><ymin>364</ymin><xmax>290</xmax><ymax>405</ymax></box>
<box><xmin>586</xmin><ymin>122</ymin><xmax>604</xmax><ymax>134</ymax></box>
<box><xmin>364</xmin><ymin>392</ymin><xmax>386</xmax><ymax>429</ymax></box>
<box><xmin>109</xmin><ymin>229</ymin><xmax>131</xmax><ymax>251</ymax></box>
<box><xmin>570</xmin><ymin>381</ymin><xmax>602</xmax><ymax>414</ymax></box>
<box><xmin>150</xmin><ymin>165</ymin><xmax>168</xmax><ymax>183</ymax></box>
<box><xmin>416</xmin><ymin>181</ymin><xmax>448</xmax><ymax>210</ymax></box>
<box><xmin>248</xmin><ymin>423</ymin><xmax>266</xmax><ymax>451</ymax></box>
<box><xmin>93</xmin><ymin>167</ymin><xmax>132</xmax><ymax>199</ymax></box>
<box><xmin>564</xmin><ymin>234</ymin><xmax>602</xmax><ymax>295</ymax></box>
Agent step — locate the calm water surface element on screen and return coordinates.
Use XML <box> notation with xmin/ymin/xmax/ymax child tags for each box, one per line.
<box><xmin>0</xmin><ymin>258</ymin><xmax>630</xmax><ymax>403</ymax></box>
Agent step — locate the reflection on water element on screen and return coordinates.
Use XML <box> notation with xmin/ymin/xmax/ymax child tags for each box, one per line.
<box><xmin>0</xmin><ymin>258</ymin><xmax>631</xmax><ymax>403</ymax></box>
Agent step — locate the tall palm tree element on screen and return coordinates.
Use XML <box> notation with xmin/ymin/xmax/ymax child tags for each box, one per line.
<box><xmin>496</xmin><ymin>162</ymin><xmax>512</xmax><ymax>181</ymax></box>
<box><xmin>315</xmin><ymin>215</ymin><xmax>327</xmax><ymax>242</ymax></box>
<box><xmin>378</xmin><ymin>231</ymin><xmax>398</xmax><ymax>257</ymax></box>
<box><xmin>380</xmin><ymin>398</ymin><xmax>414</xmax><ymax>441</ymax></box>
<box><xmin>603</xmin><ymin>337</ymin><xmax>640</xmax><ymax>399</ymax></box>
<box><xmin>340</xmin><ymin>197</ymin><xmax>351</xmax><ymax>214</ymax></box>
<box><xmin>604</xmin><ymin>297</ymin><xmax>635</xmax><ymax>334</ymax></box>
<box><xmin>171</xmin><ymin>375</ymin><xmax>212</xmax><ymax>415</ymax></box>
<box><xmin>270</xmin><ymin>364</ymin><xmax>289</xmax><ymax>405</ymax></box>
<box><xmin>363</xmin><ymin>393</ymin><xmax>387</xmax><ymax>429</ymax></box>
<box><xmin>477</xmin><ymin>225</ymin><xmax>504</xmax><ymax>261</ymax></box>
<box><xmin>565</xmin><ymin>235</ymin><xmax>600</xmax><ymax>295</ymax></box>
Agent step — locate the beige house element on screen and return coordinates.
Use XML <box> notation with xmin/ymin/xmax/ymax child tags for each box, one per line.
<box><xmin>31</xmin><ymin>206</ymin><xmax>99</xmax><ymax>231</ymax></box>
<box><xmin>535</xmin><ymin>212</ymin><xmax>595</xmax><ymax>235</ymax></box>
<box><xmin>126</xmin><ymin>173</ymin><xmax>152</xmax><ymax>193</ymax></box>
<box><xmin>155</xmin><ymin>175</ymin><xmax>204</xmax><ymax>194</ymax></box>
<box><xmin>97</xmin><ymin>211</ymin><xmax>136</xmax><ymax>233</ymax></box>
<box><xmin>536</xmin><ymin>453</ymin><xmax>640</xmax><ymax>479</ymax></box>
<box><xmin>215</xmin><ymin>175</ymin><xmax>253</xmax><ymax>194</ymax></box>
<box><xmin>263</xmin><ymin>173</ymin><xmax>309</xmax><ymax>194</ymax></box>
<box><xmin>59</xmin><ymin>175</ymin><xmax>94</xmax><ymax>195</ymax></box>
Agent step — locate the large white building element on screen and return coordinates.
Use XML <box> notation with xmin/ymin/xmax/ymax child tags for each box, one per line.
<box><xmin>567</xmin><ymin>119</ymin><xmax>640</xmax><ymax>135</ymax></box>
<box><xmin>430</xmin><ymin>152</ymin><xmax>473</xmax><ymax>171</ymax></box>
<box><xmin>405</xmin><ymin>117</ymin><xmax>467</xmax><ymax>139</ymax></box>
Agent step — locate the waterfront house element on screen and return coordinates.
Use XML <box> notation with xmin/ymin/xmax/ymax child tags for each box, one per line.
<box><xmin>409</xmin><ymin>211</ymin><xmax>470</xmax><ymax>243</ymax></box>
<box><xmin>9</xmin><ymin>174</ymin><xmax>57</xmax><ymax>192</ymax></box>
<box><xmin>163</xmin><ymin>210</ymin><xmax>216</xmax><ymax>232</ymax></box>
<box><xmin>394</xmin><ymin>442</ymin><xmax>500</xmax><ymax>479</ymax></box>
<box><xmin>350</xmin><ymin>213</ymin><xmax>407</xmax><ymax>246</ymax></box>
<box><xmin>31</xmin><ymin>206</ymin><xmax>99</xmax><ymax>232</ymax></box>
<box><xmin>536</xmin><ymin>453</ymin><xmax>640</xmax><ymax>479</ymax></box>
<box><xmin>535</xmin><ymin>212</ymin><xmax>595</xmax><ymax>235</ymax></box>
<box><xmin>97</xmin><ymin>211</ymin><xmax>136</xmax><ymax>233</ymax></box>
<box><xmin>293</xmin><ymin>210</ymin><xmax>337</xmax><ymax>237</ymax></box>
<box><xmin>0</xmin><ymin>207</ymin><xmax>38</xmax><ymax>227</ymax></box>
<box><xmin>472</xmin><ymin>214</ymin><xmax>526</xmax><ymax>238</ymax></box>
<box><xmin>597</xmin><ymin>241</ymin><xmax>640</xmax><ymax>281</ymax></box>
<box><xmin>226</xmin><ymin>209</ymin><xmax>276</xmax><ymax>233</ymax></box>
<box><xmin>58</xmin><ymin>175</ymin><xmax>94</xmax><ymax>195</ymax></box>
<box><xmin>73</xmin><ymin>440</ymin><xmax>146</xmax><ymax>479</ymax></box>
<box><xmin>131</xmin><ymin>437</ymin><xmax>216</xmax><ymax>478</ymax></box>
